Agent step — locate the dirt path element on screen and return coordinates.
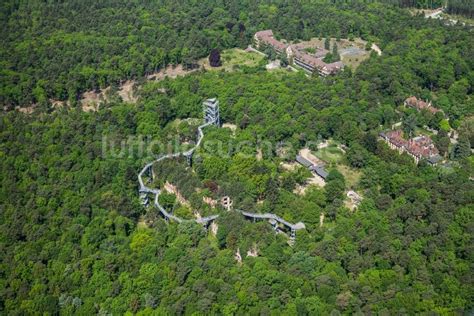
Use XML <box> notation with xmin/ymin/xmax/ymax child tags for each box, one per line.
<box><xmin>280</xmin><ymin>161</ymin><xmax>298</xmax><ymax>171</ymax></box>
<box><xmin>371</xmin><ymin>43</ymin><xmax>382</xmax><ymax>56</ymax></box>
<box><xmin>222</xmin><ymin>123</ymin><xmax>237</xmax><ymax>137</ymax></box>
<box><xmin>246</xmin><ymin>45</ymin><xmax>266</xmax><ymax>56</ymax></box>
<box><xmin>147</xmin><ymin>64</ymin><xmax>197</xmax><ymax>81</ymax></box>
<box><xmin>299</xmin><ymin>148</ymin><xmax>325</xmax><ymax>166</ymax></box>
<box><xmin>294</xmin><ymin>173</ymin><xmax>325</xmax><ymax>195</ymax></box>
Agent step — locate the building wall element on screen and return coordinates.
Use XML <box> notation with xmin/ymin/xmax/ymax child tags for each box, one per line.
<box><xmin>382</xmin><ymin>137</ymin><xmax>424</xmax><ymax>164</ymax></box>
<box><xmin>293</xmin><ymin>58</ymin><xmax>315</xmax><ymax>73</ymax></box>
<box><xmin>254</xmin><ymin>31</ymin><xmax>341</xmax><ymax>76</ymax></box>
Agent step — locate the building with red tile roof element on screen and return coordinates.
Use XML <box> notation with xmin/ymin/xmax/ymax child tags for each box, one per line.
<box><xmin>254</xmin><ymin>30</ymin><xmax>343</xmax><ymax>76</ymax></box>
<box><xmin>254</xmin><ymin>30</ymin><xmax>288</xmax><ymax>53</ymax></box>
<box><xmin>404</xmin><ymin>96</ymin><xmax>441</xmax><ymax>115</ymax></box>
<box><xmin>287</xmin><ymin>45</ymin><xmax>343</xmax><ymax>76</ymax></box>
<box><xmin>379</xmin><ymin>130</ymin><xmax>441</xmax><ymax>165</ymax></box>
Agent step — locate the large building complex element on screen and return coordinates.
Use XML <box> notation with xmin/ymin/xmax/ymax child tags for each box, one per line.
<box><xmin>254</xmin><ymin>30</ymin><xmax>288</xmax><ymax>54</ymax></box>
<box><xmin>379</xmin><ymin>130</ymin><xmax>442</xmax><ymax>165</ymax></box>
<box><xmin>287</xmin><ymin>45</ymin><xmax>343</xmax><ymax>76</ymax></box>
<box><xmin>254</xmin><ymin>30</ymin><xmax>343</xmax><ymax>76</ymax></box>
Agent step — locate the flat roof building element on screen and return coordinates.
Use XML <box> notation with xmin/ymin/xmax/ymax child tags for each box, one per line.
<box><xmin>296</xmin><ymin>155</ymin><xmax>314</xmax><ymax>168</ymax></box>
<box><xmin>296</xmin><ymin>154</ymin><xmax>329</xmax><ymax>180</ymax></box>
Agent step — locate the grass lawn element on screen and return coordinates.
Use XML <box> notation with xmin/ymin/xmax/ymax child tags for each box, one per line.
<box><xmin>314</xmin><ymin>145</ymin><xmax>345</xmax><ymax>164</ymax></box>
<box><xmin>340</xmin><ymin>53</ymin><xmax>370</xmax><ymax>70</ymax></box>
<box><xmin>199</xmin><ymin>48</ymin><xmax>264</xmax><ymax>71</ymax></box>
<box><xmin>415</xmin><ymin>126</ymin><xmax>435</xmax><ymax>137</ymax></box>
<box><xmin>337</xmin><ymin>165</ymin><xmax>362</xmax><ymax>189</ymax></box>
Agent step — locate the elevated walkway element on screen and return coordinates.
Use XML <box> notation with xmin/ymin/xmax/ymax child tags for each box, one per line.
<box><xmin>138</xmin><ymin>99</ymin><xmax>306</xmax><ymax>242</ymax></box>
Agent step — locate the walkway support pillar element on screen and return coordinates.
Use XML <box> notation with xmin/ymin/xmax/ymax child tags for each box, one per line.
<box><xmin>186</xmin><ymin>153</ymin><xmax>192</xmax><ymax>167</ymax></box>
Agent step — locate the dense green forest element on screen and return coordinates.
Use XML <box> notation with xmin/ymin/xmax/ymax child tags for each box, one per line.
<box><xmin>1</xmin><ymin>0</ymin><xmax>474</xmax><ymax>314</ymax></box>
<box><xmin>1</xmin><ymin>0</ymin><xmax>470</xmax><ymax>108</ymax></box>
<box><xmin>2</xmin><ymin>69</ymin><xmax>474</xmax><ymax>314</ymax></box>
<box><xmin>383</xmin><ymin>0</ymin><xmax>443</xmax><ymax>8</ymax></box>
<box><xmin>446</xmin><ymin>0</ymin><xmax>474</xmax><ymax>18</ymax></box>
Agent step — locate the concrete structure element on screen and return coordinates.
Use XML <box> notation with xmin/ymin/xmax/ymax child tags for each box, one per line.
<box><xmin>140</xmin><ymin>193</ymin><xmax>149</xmax><ymax>206</ymax></box>
<box><xmin>203</xmin><ymin>98</ymin><xmax>220</xmax><ymax>126</ymax></box>
<box><xmin>239</xmin><ymin>210</ymin><xmax>305</xmax><ymax>244</ymax></box>
<box><xmin>347</xmin><ymin>190</ymin><xmax>363</xmax><ymax>208</ymax></box>
<box><xmin>220</xmin><ymin>196</ymin><xmax>233</xmax><ymax>211</ymax></box>
<box><xmin>182</xmin><ymin>98</ymin><xmax>221</xmax><ymax>167</ymax></box>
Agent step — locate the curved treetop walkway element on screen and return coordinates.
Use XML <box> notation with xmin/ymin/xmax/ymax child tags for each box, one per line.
<box><xmin>138</xmin><ymin>99</ymin><xmax>305</xmax><ymax>241</ymax></box>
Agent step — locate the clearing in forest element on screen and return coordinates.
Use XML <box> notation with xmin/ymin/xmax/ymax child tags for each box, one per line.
<box><xmin>293</xmin><ymin>37</ymin><xmax>375</xmax><ymax>69</ymax></box>
<box><xmin>314</xmin><ymin>143</ymin><xmax>345</xmax><ymax>164</ymax></box>
<box><xmin>337</xmin><ymin>165</ymin><xmax>362</xmax><ymax>189</ymax></box>
<box><xmin>118</xmin><ymin>80</ymin><xmax>137</xmax><ymax>103</ymax></box>
<box><xmin>81</xmin><ymin>87</ymin><xmax>110</xmax><ymax>112</ymax></box>
<box><xmin>198</xmin><ymin>48</ymin><xmax>264</xmax><ymax>71</ymax></box>
<box><xmin>147</xmin><ymin>64</ymin><xmax>197</xmax><ymax>81</ymax></box>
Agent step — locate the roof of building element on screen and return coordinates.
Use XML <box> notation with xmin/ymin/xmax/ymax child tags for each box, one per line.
<box><xmin>385</xmin><ymin>130</ymin><xmax>407</xmax><ymax>149</ymax></box>
<box><xmin>382</xmin><ymin>129</ymin><xmax>439</xmax><ymax>159</ymax></box>
<box><xmin>406</xmin><ymin>136</ymin><xmax>439</xmax><ymax>158</ymax></box>
<box><xmin>427</xmin><ymin>154</ymin><xmax>443</xmax><ymax>164</ymax></box>
<box><xmin>296</xmin><ymin>155</ymin><xmax>314</xmax><ymax>168</ymax></box>
<box><xmin>255</xmin><ymin>29</ymin><xmax>274</xmax><ymax>37</ymax></box>
<box><xmin>255</xmin><ymin>29</ymin><xmax>288</xmax><ymax>51</ymax></box>
<box><xmin>313</xmin><ymin>166</ymin><xmax>328</xmax><ymax>179</ymax></box>
<box><xmin>405</xmin><ymin>96</ymin><xmax>441</xmax><ymax>114</ymax></box>
<box><xmin>296</xmin><ymin>154</ymin><xmax>328</xmax><ymax>179</ymax></box>
<box><xmin>255</xmin><ymin>30</ymin><xmax>343</xmax><ymax>75</ymax></box>
<box><xmin>290</xmin><ymin>45</ymin><xmax>343</xmax><ymax>73</ymax></box>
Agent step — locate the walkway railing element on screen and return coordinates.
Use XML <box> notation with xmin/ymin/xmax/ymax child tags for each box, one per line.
<box><xmin>138</xmin><ymin>115</ymin><xmax>305</xmax><ymax>240</ymax></box>
<box><xmin>138</xmin><ymin>119</ymin><xmax>216</xmax><ymax>225</ymax></box>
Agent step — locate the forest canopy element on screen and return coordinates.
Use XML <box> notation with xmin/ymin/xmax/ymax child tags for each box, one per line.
<box><xmin>0</xmin><ymin>0</ymin><xmax>473</xmax><ymax>315</ymax></box>
<box><xmin>1</xmin><ymin>0</ymin><xmax>471</xmax><ymax>108</ymax></box>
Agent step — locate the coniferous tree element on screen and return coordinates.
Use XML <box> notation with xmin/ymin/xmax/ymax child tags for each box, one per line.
<box><xmin>332</xmin><ymin>44</ymin><xmax>340</xmax><ymax>62</ymax></box>
<box><xmin>403</xmin><ymin>114</ymin><xmax>418</xmax><ymax>137</ymax></box>
<box><xmin>279</xmin><ymin>52</ymin><xmax>288</xmax><ymax>67</ymax></box>
<box><xmin>209</xmin><ymin>49</ymin><xmax>222</xmax><ymax>67</ymax></box>
<box><xmin>324</xmin><ymin>37</ymin><xmax>330</xmax><ymax>50</ymax></box>
<box><xmin>454</xmin><ymin>134</ymin><xmax>471</xmax><ymax>159</ymax></box>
